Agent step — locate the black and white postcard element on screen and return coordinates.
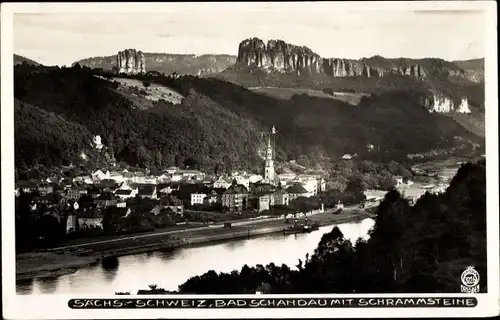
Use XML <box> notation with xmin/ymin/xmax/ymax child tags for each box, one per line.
<box><xmin>1</xmin><ymin>1</ymin><xmax>498</xmax><ymax>319</ymax></box>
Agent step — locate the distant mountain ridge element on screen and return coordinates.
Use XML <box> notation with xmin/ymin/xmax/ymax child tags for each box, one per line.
<box><xmin>453</xmin><ymin>58</ymin><xmax>484</xmax><ymax>83</ymax></box>
<box><xmin>232</xmin><ymin>37</ymin><xmax>483</xmax><ymax>83</ymax></box>
<box><xmin>74</xmin><ymin>53</ymin><xmax>237</xmax><ymax>76</ymax></box>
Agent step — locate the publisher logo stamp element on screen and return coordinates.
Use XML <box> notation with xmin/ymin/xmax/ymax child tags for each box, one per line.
<box><xmin>461</xmin><ymin>266</ymin><xmax>480</xmax><ymax>293</ymax></box>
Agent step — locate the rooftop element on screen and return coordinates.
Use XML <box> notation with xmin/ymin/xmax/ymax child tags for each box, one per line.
<box><xmin>286</xmin><ymin>184</ymin><xmax>309</xmax><ymax>194</ymax></box>
<box><xmin>115</xmin><ymin>189</ymin><xmax>133</xmax><ymax>195</ymax></box>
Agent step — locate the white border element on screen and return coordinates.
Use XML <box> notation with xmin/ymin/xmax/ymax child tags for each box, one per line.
<box><xmin>1</xmin><ymin>2</ymin><xmax>498</xmax><ymax>319</ymax></box>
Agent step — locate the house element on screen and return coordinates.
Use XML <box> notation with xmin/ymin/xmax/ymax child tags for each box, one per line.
<box><xmin>35</xmin><ymin>194</ymin><xmax>59</xmax><ymax>207</ymax></box>
<box><xmin>248</xmin><ymin>174</ymin><xmax>263</xmax><ymax>184</ymax></box>
<box><xmin>77</xmin><ymin>208</ymin><xmax>104</xmax><ymax>231</ymax></box>
<box><xmin>157</xmin><ymin>173</ymin><xmax>171</xmax><ymax>183</ymax></box>
<box><xmin>66</xmin><ymin>214</ymin><xmax>77</xmax><ymax>233</ymax></box>
<box><xmin>257</xmin><ymin>192</ymin><xmax>275</xmax><ymax>212</ymax></box>
<box><xmin>222</xmin><ymin>181</ymin><xmax>249</xmax><ymax>213</ymax></box>
<box><xmin>137</xmin><ymin>185</ymin><xmax>157</xmax><ymax>200</ymax></box>
<box><xmin>171</xmin><ymin>173</ymin><xmax>184</xmax><ymax>182</ymax></box>
<box><xmin>126</xmin><ymin>172</ymin><xmax>150</xmax><ymax>184</ymax></box>
<box><xmin>293</xmin><ymin>175</ymin><xmax>323</xmax><ymax>196</ymax></box>
<box><xmin>38</xmin><ymin>183</ymin><xmax>55</xmax><ymax>195</ymax></box>
<box><xmin>159</xmin><ymin>195</ymin><xmax>184</xmax><ymax>216</ymax></box>
<box><xmin>96</xmin><ymin>179</ymin><xmax>120</xmax><ymax>191</ymax></box>
<box><xmin>109</xmin><ymin>172</ymin><xmax>125</xmax><ymax>184</ymax></box>
<box><xmin>94</xmin><ymin>193</ymin><xmax>118</xmax><ymax>208</ymax></box>
<box><xmin>92</xmin><ymin>170</ymin><xmax>109</xmax><ymax>181</ymax></box>
<box><xmin>116</xmin><ymin>200</ymin><xmax>127</xmax><ymax>208</ymax></box>
<box><xmin>318</xmin><ymin>177</ymin><xmax>326</xmax><ymax>193</ymax></box>
<box><xmin>273</xmin><ymin>187</ymin><xmax>290</xmax><ymax>206</ymax></box>
<box><xmin>286</xmin><ymin>183</ymin><xmax>310</xmax><ymax>200</ymax></box>
<box><xmin>45</xmin><ymin>176</ymin><xmax>62</xmax><ymax>184</ymax></box>
<box><xmin>213</xmin><ymin>176</ymin><xmax>232</xmax><ymax>189</ymax></box>
<box><xmin>16</xmin><ymin>181</ymin><xmax>38</xmax><ymax>194</ymax></box>
<box><xmin>233</xmin><ymin>175</ymin><xmax>250</xmax><ymax>189</ymax></box>
<box><xmin>160</xmin><ymin>197</ymin><xmax>184</xmax><ymax>216</ymax></box>
<box><xmin>166</xmin><ymin>166</ymin><xmax>179</xmax><ymax>174</ymax></box>
<box><xmin>278</xmin><ymin>173</ymin><xmax>297</xmax><ymax>185</ymax></box>
<box><xmin>203</xmin><ymin>190</ymin><xmax>220</xmax><ymax>206</ymax></box>
<box><xmin>190</xmin><ymin>193</ymin><xmax>207</xmax><ymax>206</ymax></box>
<box><xmin>73</xmin><ymin>175</ymin><xmax>93</xmax><ymax>185</ymax></box>
<box><xmin>66</xmin><ymin>186</ymin><xmax>88</xmax><ymax>200</ymax></box>
<box><xmin>59</xmin><ymin>178</ymin><xmax>73</xmax><ymax>190</ymax></box>
<box><xmin>115</xmin><ymin>188</ymin><xmax>137</xmax><ymax>200</ymax></box>
<box><xmin>144</xmin><ymin>175</ymin><xmax>159</xmax><ymax>184</ymax></box>
<box><xmin>150</xmin><ymin>205</ymin><xmax>162</xmax><ymax>215</ymax></box>
<box><xmin>158</xmin><ymin>185</ymin><xmax>176</xmax><ymax>196</ymax></box>
<box><xmin>178</xmin><ymin>170</ymin><xmax>204</xmax><ymax>179</ymax></box>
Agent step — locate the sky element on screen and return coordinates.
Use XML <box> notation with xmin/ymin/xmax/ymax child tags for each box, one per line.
<box><xmin>12</xmin><ymin>3</ymin><xmax>487</xmax><ymax>67</ymax></box>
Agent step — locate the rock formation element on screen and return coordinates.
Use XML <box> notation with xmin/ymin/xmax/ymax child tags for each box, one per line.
<box><xmin>117</xmin><ymin>49</ymin><xmax>146</xmax><ymax>75</ymax></box>
<box><xmin>236</xmin><ymin>37</ymin><xmax>428</xmax><ymax>79</ymax></box>
<box><xmin>237</xmin><ymin>38</ymin><xmax>323</xmax><ymax>74</ymax></box>
<box><xmin>456</xmin><ymin>97</ymin><xmax>471</xmax><ymax>114</ymax></box>
<box><xmin>421</xmin><ymin>92</ymin><xmax>470</xmax><ymax>114</ymax></box>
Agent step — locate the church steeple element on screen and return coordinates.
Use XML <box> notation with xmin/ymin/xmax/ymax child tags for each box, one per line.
<box><xmin>266</xmin><ymin>134</ymin><xmax>273</xmax><ymax>160</ymax></box>
<box><xmin>264</xmin><ymin>126</ymin><xmax>277</xmax><ymax>185</ymax></box>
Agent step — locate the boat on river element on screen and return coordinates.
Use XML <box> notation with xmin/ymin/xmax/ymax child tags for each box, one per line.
<box><xmin>283</xmin><ymin>219</ymin><xmax>319</xmax><ymax>235</ymax></box>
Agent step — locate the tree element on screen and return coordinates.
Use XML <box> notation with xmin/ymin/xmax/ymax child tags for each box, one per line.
<box><xmin>174</xmin><ymin>160</ymin><xmax>486</xmax><ymax>295</ymax></box>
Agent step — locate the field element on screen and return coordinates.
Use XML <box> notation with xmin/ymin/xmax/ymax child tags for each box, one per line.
<box><xmin>95</xmin><ymin>76</ymin><xmax>185</xmax><ymax>109</ymax></box>
<box><xmin>248</xmin><ymin>86</ymin><xmax>369</xmax><ymax>106</ymax></box>
<box><xmin>449</xmin><ymin>104</ymin><xmax>485</xmax><ymax>138</ymax></box>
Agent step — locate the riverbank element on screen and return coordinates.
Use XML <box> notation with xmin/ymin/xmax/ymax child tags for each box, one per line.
<box><xmin>16</xmin><ymin>210</ymin><xmax>373</xmax><ymax>281</ymax></box>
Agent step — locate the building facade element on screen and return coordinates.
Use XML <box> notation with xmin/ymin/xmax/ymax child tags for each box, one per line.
<box><xmin>222</xmin><ymin>181</ymin><xmax>249</xmax><ymax>213</ymax></box>
<box><xmin>190</xmin><ymin>193</ymin><xmax>207</xmax><ymax>206</ymax></box>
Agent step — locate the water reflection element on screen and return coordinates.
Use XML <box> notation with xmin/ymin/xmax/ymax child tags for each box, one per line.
<box><xmin>37</xmin><ymin>277</ymin><xmax>59</xmax><ymax>294</ymax></box>
<box><xmin>101</xmin><ymin>257</ymin><xmax>119</xmax><ymax>283</ymax></box>
<box><xmin>223</xmin><ymin>240</ymin><xmax>245</xmax><ymax>251</ymax></box>
<box><xmin>16</xmin><ymin>278</ymin><xmax>33</xmax><ymax>294</ymax></box>
<box><xmin>17</xmin><ymin>219</ymin><xmax>374</xmax><ymax>295</ymax></box>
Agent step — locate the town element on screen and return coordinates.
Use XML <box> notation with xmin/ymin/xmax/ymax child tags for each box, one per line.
<box><xmin>15</xmin><ymin>127</ymin><xmax>340</xmax><ymax>245</ymax></box>
<box><xmin>15</xmin><ymin>123</ymin><xmax>449</xmax><ymax>251</ymax></box>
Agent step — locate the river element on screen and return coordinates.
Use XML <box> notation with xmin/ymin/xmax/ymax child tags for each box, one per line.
<box><xmin>16</xmin><ymin>218</ymin><xmax>375</xmax><ymax>295</ymax></box>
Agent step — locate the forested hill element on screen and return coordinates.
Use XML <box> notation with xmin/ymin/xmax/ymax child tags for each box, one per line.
<box><xmin>114</xmin><ymin>72</ymin><xmax>484</xmax><ymax>161</ymax></box>
<box><xmin>14</xmin><ymin>64</ymin><xmax>264</xmax><ymax>180</ymax></box>
<box><xmin>14</xmin><ymin>64</ymin><xmax>484</xmax><ymax>180</ymax></box>
<box><xmin>177</xmin><ymin>159</ymin><xmax>486</xmax><ymax>293</ymax></box>
<box><xmin>14</xmin><ymin>54</ymin><xmax>41</xmax><ymax>66</ymax></box>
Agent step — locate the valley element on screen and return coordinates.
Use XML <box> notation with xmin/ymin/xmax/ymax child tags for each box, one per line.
<box><xmin>9</xmin><ymin>3</ymin><xmax>490</xmax><ymax>303</ymax></box>
<box><xmin>248</xmin><ymin>87</ymin><xmax>369</xmax><ymax>106</ymax></box>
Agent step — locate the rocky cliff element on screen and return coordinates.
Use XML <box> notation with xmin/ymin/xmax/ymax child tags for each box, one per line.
<box><xmin>236</xmin><ymin>38</ymin><xmax>475</xmax><ymax>81</ymax></box>
<box><xmin>237</xmin><ymin>38</ymin><xmax>323</xmax><ymax>74</ymax></box>
<box><xmin>117</xmin><ymin>49</ymin><xmax>146</xmax><ymax>75</ymax></box>
<box><xmin>74</xmin><ymin>53</ymin><xmax>236</xmax><ymax>76</ymax></box>
<box><xmin>421</xmin><ymin>92</ymin><xmax>471</xmax><ymax>114</ymax></box>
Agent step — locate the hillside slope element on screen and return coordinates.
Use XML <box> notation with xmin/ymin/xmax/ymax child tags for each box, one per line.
<box><xmin>114</xmin><ymin>72</ymin><xmax>484</xmax><ymax>163</ymax></box>
<box><xmin>453</xmin><ymin>58</ymin><xmax>484</xmax><ymax>83</ymax></box>
<box><xmin>14</xmin><ymin>54</ymin><xmax>41</xmax><ymax>66</ymax></box>
<box><xmin>14</xmin><ymin>64</ymin><xmax>264</xmax><ymax>179</ymax></box>
<box><xmin>74</xmin><ymin>53</ymin><xmax>237</xmax><ymax>76</ymax></box>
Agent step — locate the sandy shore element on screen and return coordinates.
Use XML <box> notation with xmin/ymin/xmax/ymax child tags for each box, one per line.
<box><xmin>16</xmin><ymin>210</ymin><xmax>373</xmax><ymax>281</ymax></box>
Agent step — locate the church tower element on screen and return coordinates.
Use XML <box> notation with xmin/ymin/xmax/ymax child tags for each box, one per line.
<box><xmin>264</xmin><ymin>126</ymin><xmax>277</xmax><ymax>185</ymax></box>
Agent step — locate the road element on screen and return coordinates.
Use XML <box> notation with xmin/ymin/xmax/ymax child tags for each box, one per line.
<box><xmin>47</xmin><ymin>207</ymin><xmax>365</xmax><ymax>252</ymax></box>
